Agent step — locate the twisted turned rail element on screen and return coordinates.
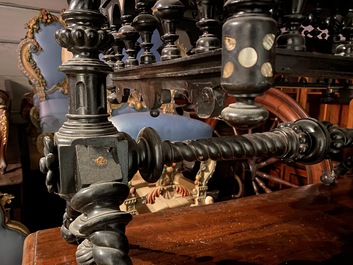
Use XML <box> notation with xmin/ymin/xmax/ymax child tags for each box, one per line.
<box><xmin>129</xmin><ymin>118</ymin><xmax>353</xmax><ymax>183</ymax></box>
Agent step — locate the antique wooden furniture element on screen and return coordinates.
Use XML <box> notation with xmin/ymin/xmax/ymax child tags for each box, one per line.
<box><xmin>17</xmin><ymin>9</ymin><xmax>68</xmax><ymax>135</ymax></box>
<box><xmin>0</xmin><ymin>192</ymin><xmax>29</xmax><ymax>265</ymax></box>
<box><xmin>23</xmin><ymin>176</ymin><xmax>353</xmax><ymax>265</ymax></box>
<box><xmin>0</xmin><ymin>89</ymin><xmax>26</xmax><ymax>222</ymax></box>
<box><xmin>36</xmin><ymin>0</ymin><xmax>353</xmax><ymax>264</ymax></box>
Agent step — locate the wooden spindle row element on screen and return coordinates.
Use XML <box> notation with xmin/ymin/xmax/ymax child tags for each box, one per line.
<box><xmin>102</xmin><ymin>0</ymin><xmax>353</xmax><ymax>69</ymax></box>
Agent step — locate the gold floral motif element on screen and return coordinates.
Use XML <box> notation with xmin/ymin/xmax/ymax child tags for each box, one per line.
<box><xmin>128</xmin><ymin>90</ymin><xmax>145</xmax><ymax>111</ymax></box>
<box><xmin>18</xmin><ymin>9</ymin><xmax>65</xmax><ymax>102</ymax></box>
<box><xmin>18</xmin><ymin>38</ymin><xmax>46</xmax><ymax>93</ymax></box>
<box><xmin>24</xmin><ymin>9</ymin><xmax>61</xmax><ymax>39</ymax></box>
<box><xmin>94</xmin><ymin>156</ymin><xmax>107</xmax><ymax>166</ymax></box>
<box><xmin>0</xmin><ymin>192</ymin><xmax>30</xmax><ymax>235</ymax></box>
<box><xmin>46</xmin><ymin>78</ymin><xmax>69</xmax><ymax>95</ymax></box>
<box><xmin>191</xmin><ymin>159</ymin><xmax>216</xmax><ymax>206</ymax></box>
<box><xmin>0</xmin><ymin>109</ymin><xmax>8</xmax><ymax>145</ymax></box>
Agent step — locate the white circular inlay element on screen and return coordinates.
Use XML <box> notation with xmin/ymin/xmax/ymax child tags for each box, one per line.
<box><xmin>238</xmin><ymin>47</ymin><xmax>257</xmax><ymax>68</ymax></box>
<box><xmin>263</xmin><ymin>34</ymin><xmax>275</xmax><ymax>50</ymax></box>
<box><xmin>261</xmin><ymin>62</ymin><xmax>273</xmax><ymax>77</ymax></box>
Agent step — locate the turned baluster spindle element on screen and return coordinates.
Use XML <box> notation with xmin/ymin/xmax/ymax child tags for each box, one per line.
<box><xmin>105</xmin><ymin>35</ymin><xmax>121</xmax><ymax>105</ymax></box>
<box><xmin>107</xmin><ymin>22</ymin><xmax>125</xmax><ymax>104</ymax></box>
<box><xmin>335</xmin><ymin>8</ymin><xmax>353</xmax><ymax>57</ymax></box>
<box><xmin>109</xmin><ymin>26</ymin><xmax>126</xmax><ymax>107</ymax></box>
<box><xmin>101</xmin><ymin>3</ymin><xmax>126</xmax><ymax>70</ymax></box>
<box><xmin>153</xmin><ymin>0</ymin><xmax>185</xmax><ymax>60</ymax></box>
<box><xmin>132</xmin><ymin>0</ymin><xmax>159</xmax><ymax>64</ymax></box>
<box><xmin>113</xmin><ymin>33</ymin><xmax>126</xmax><ymax>70</ymax></box>
<box><xmin>276</xmin><ymin>0</ymin><xmax>306</xmax><ymax>51</ymax></box>
<box><xmin>110</xmin><ymin>10</ymin><xmax>126</xmax><ymax>71</ymax></box>
<box><xmin>302</xmin><ymin>1</ymin><xmax>326</xmax><ymax>40</ymax></box>
<box><xmin>195</xmin><ymin>0</ymin><xmax>220</xmax><ymax>53</ymax></box>
<box><xmin>324</xmin><ymin>9</ymin><xmax>344</xmax><ymax>54</ymax></box>
<box><xmin>221</xmin><ymin>0</ymin><xmax>277</xmax><ymax>130</ymax></box>
<box><xmin>118</xmin><ymin>11</ymin><xmax>140</xmax><ymax>67</ymax></box>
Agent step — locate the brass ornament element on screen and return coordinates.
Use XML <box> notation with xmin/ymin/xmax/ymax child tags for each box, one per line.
<box><xmin>95</xmin><ymin>156</ymin><xmax>107</xmax><ymax>166</ymax></box>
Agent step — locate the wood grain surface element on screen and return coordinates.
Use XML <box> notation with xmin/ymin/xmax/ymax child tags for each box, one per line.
<box><xmin>23</xmin><ymin>177</ymin><xmax>353</xmax><ymax>265</ymax></box>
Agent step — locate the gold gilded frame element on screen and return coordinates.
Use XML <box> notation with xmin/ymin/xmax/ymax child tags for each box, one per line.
<box><xmin>0</xmin><ymin>192</ymin><xmax>29</xmax><ymax>235</ymax></box>
<box><xmin>17</xmin><ymin>9</ymin><xmax>67</xmax><ymax>102</ymax></box>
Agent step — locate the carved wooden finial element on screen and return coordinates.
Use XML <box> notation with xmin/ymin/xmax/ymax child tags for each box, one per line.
<box><xmin>153</xmin><ymin>0</ymin><xmax>185</xmax><ymax>60</ymax></box>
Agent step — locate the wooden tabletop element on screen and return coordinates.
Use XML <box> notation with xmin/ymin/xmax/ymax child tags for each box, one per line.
<box><xmin>23</xmin><ymin>177</ymin><xmax>353</xmax><ymax>265</ymax></box>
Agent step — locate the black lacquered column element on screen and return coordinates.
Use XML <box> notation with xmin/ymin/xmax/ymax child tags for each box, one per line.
<box><xmin>41</xmin><ymin>1</ymin><xmax>133</xmax><ymax>264</ymax></box>
<box><xmin>221</xmin><ymin>0</ymin><xmax>277</xmax><ymax>129</ymax></box>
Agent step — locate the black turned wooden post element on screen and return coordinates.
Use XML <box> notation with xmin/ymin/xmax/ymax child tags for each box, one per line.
<box><xmin>103</xmin><ymin>15</ymin><xmax>122</xmax><ymax>105</ymax></box>
<box><xmin>132</xmin><ymin>0</ymin><xmax>159</xmax><ymax>64</ymax></box>
<box><xmin>276</xmin><ymin>0</ymin><xmax>306</xmax><ymax>51</ymax></box>
<box><xmin>40</xmin><ymin>1</ymin><xmax>133</xmax><ymax>264</ymax></box>
<box><xmin>105</xmin><ymin>3</ymin><xmax>126</xmax><ymax>71</ymax></box>
<box><xmin>195</xmin><ymin>0</ymin><xmax>220</xmax><ymax>53</ymax></box>
<box><xmin>113</xmin><ymin>32</ymin><xmax>126</xmax><ymax>70</ymax></box>
<box><xmin>302</xmin><ymin>0</ymin><xmax>325</xmax><ymax>40</ymax></box>
<box><xmin>335</xmin><ymin>5</ymin><xmax>353</xmax><ymax>57</ymax></box>
<box><xmin>221</xmin><ymin>0</ymin><xmax>277</xmax><ymax>129</ymax></box>
<box><xmin>118</xmin><ymin>3</ymin><xmax>140</xmax><ymax>67</ymax></box>
<box><xmin>153</xmin><ymin>0</ymin><xmax>185</xmax><ymax>60</ymax></box>
<box><xmin>324</xmin><ymin>8</ymin><xmax>344</xmax><ymax>54</ymax></box>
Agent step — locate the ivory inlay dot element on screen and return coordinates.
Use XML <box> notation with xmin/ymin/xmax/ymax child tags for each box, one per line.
<box><xmin>263</xmin><ymin>34</ymin><xmax>275</xmax><ymax>50</ymax></box>
<box><xmin>224</xmin><ymin>36</ymin><xmax>236</xmax><ymax>51</ymax></box>
<box><xmin>261</xmin><ymin>62</ymin><xmax>273</xmax><ymax>77</ymax></box>
<box><xmin>223</xmin><ymin>61</ymin><xmax>234</xmax><ymax>78</ymax></box>
<box><xmin>238</xmin><ymin>47</ymin><xmax>257</xmax><ymax>68</ymax></box>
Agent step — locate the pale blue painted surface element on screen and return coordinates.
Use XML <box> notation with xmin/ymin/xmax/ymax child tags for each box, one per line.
<box><xmin>32</xmin><ymin>22</ymin><xmax>66</xmax><ymax>92</ymax></box>
<box><xmin>110</xmin><ymin>112</ymin><xmax>212</xmax><ymax>141</ymax></box>
<box><xmin>0</xmin><ymin>208</ymin><xmax>27</xmax><ymax>265</ymax></box>
<box><xmin>39</xmin><ymin>98</ymin><xmax>68</xmax><ymax>132</ymax></box>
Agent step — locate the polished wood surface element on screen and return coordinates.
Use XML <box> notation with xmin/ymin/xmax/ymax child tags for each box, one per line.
<box><xmin>0</xmin><ymin>163</ymin><xmax>23</xmax><ymax>186</ymax></box>
<box><xmin>23</xmin><ymin>177</ymin><xmax>353</xmax><ymax>265</ymax></box>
